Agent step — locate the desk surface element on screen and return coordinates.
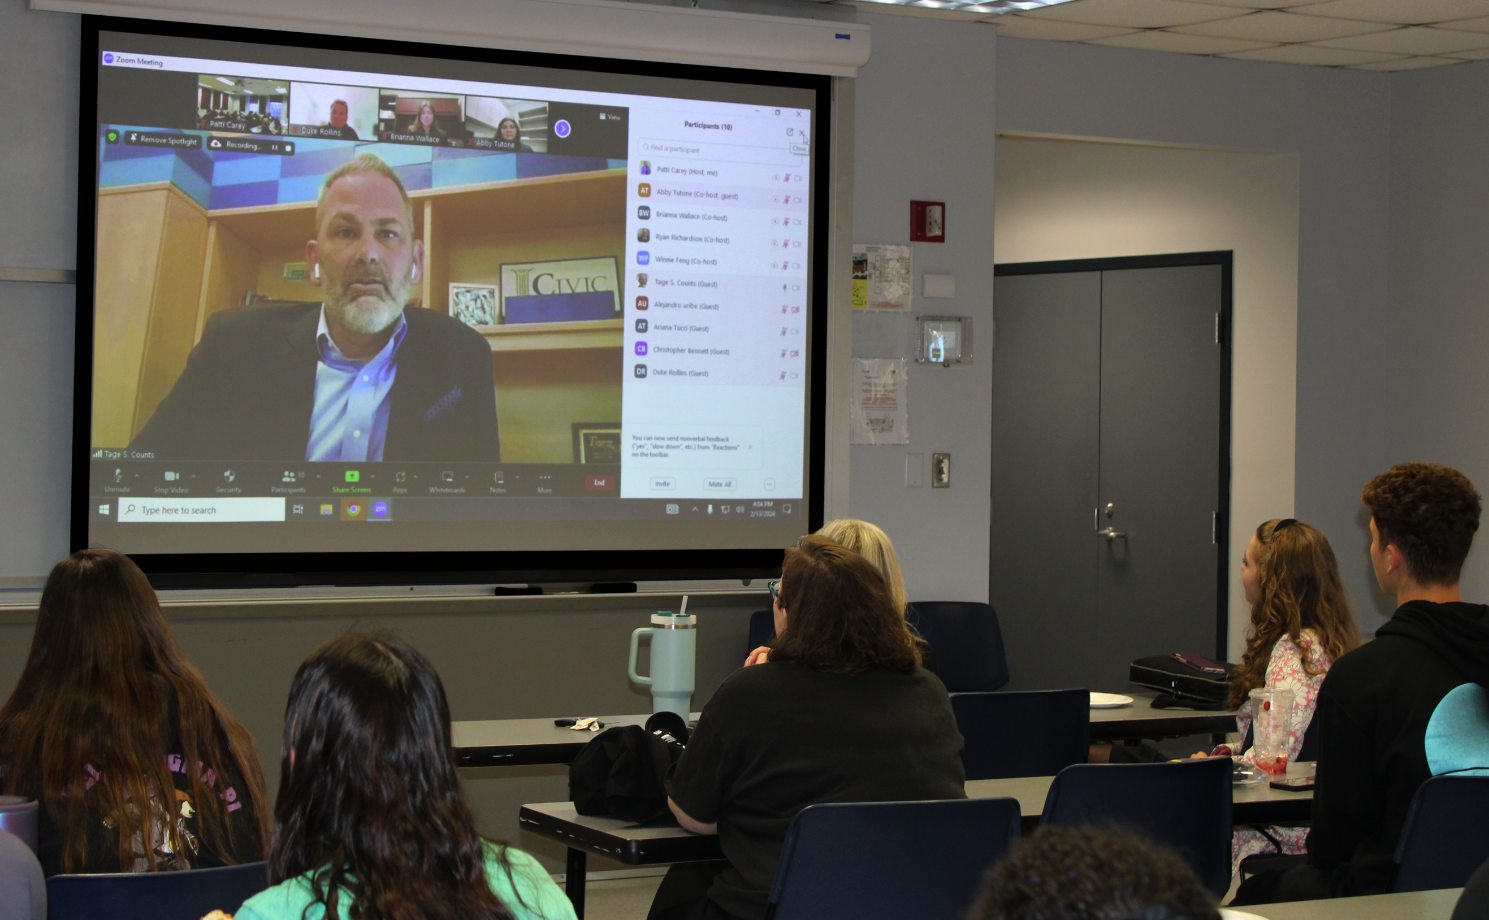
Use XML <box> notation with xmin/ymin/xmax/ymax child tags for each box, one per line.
<box><xmin>1231</xmin><ymin>888</ymin><xmax>1461</xmax><ymax>920</ymax></box>
<box><xmin>456</xmin><ymin>693</ymin><xmax>1238</xmax><ymax>768</ymax></box>
<box><xmin>519</xmin><ymin>762</ymin><xmax>1313</xmax><ymax>865</ymax></box>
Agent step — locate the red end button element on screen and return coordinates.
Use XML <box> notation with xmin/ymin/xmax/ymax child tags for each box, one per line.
<box><xmin>585</xmin><ymin>474</ymin><xmax>617</xmax><ymax>491</ymax></box>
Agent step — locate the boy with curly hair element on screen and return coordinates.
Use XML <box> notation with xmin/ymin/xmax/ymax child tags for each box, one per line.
<box><xmin>1237</xmin><ymin>462</ymin><xmax>1489</xmax><ymax>903</ymax></box>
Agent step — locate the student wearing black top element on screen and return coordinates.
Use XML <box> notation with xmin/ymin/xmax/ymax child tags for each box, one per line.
<box><xmin>0</xmin><ymin>550</ymin><xmax>268</xmax><ymax>876</ymax></box>
<box><xmin>1236</xmin><ymin>463</ymin><xmax>1489</xmax><ymax>903</ymax></box>
<box><xmin>655</xmin><ymin>535</ymin><xmax>966</xmax><ymax>920</ymax></box>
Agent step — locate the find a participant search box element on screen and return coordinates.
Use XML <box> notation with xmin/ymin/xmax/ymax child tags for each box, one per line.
<box><xmin>117</xmin><ymin>498</ymin><xmax>285</xmax><ymax>522</ymax></box>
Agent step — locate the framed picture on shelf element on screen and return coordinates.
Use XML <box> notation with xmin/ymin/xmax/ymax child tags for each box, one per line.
<box><xmin>572</xmin><ymin>422</ymin><xmax>622</xmax><ymax>464</ymax></box>
<box><xmin>449</xmin><ymin>283</ymin><xmax>498</xmax><ymax>327</ymax></box>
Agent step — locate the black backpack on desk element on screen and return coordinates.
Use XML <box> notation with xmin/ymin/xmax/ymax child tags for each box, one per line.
<box><xmin>568</xmin><ymin>714</ymin><xmax>688</xmax><ymax>823</ymax></box>
<box><xmin>1129</xmin><ymin>653</ymin><xmax>1234</xmax><ymax>710</ymax></box>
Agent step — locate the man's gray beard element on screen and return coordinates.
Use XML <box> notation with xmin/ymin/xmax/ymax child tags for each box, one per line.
<box><xmin>325</xmin><ymin>283</ymin><xmax>408</xmax><ymax>335</ymax></box>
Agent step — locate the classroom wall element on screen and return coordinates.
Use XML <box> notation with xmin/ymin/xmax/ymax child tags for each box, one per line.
<box><xmin>848</xmin><ymin>12</ymin><xmax>996</xmax><ymax>606</ymax></box>
<box><xmin>994</xmin><ymin>136</ymin><xmax>1300</xmax><ymax>661</ymax></box>
<box><xmin>995</xmin><ymin>36</ymin><xmax>1399</xmax><ymax>631</ymax></box>
<box><xmin>1386</xmin><ymin>60</ymin><xmax>1489</xmax><ymax>602</ymax></box>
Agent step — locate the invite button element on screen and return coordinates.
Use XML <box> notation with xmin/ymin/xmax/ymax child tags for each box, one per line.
<box><xmin>704</xmin><ymin>478</ymin><xmax>737</xmax><ymax>491</ymax></box>
<box><xmin>118</xmin><ymin>498</ymin><xmax>285</xmax><ymax>522</ymax></box>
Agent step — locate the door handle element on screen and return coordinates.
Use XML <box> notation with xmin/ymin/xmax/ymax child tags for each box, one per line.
<box><xmin>1097</xmin><ymin>527</ymin><xmax>1126</xmax><ymax>542</ymax></box>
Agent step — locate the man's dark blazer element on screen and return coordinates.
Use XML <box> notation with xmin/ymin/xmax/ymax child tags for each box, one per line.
<box><xmin>130</xmin><ymin>303</ymin><xmax>500</xmax><ymax>462</ymax></box>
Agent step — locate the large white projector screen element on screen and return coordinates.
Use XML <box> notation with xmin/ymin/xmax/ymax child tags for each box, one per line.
<box><xmin>77</xmin><ymin>19</ymin><xmax>827</xmax><ymax>582</ymax></box>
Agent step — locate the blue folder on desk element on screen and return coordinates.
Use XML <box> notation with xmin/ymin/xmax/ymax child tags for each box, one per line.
<box><xmin>503</xmin><ymin>291</ymin><xmax>616</xmax><ymax>324</ymax></box>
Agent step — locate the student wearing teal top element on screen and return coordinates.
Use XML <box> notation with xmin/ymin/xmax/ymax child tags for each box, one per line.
<box><xmin>222</xmin><ymin>631</ymin><xmax>574</xmax><ymax>920</ymax></box>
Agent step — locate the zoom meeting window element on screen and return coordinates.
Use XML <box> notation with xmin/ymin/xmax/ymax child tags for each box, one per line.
<box><xmin>85</xmin><ymin>30</ymin><xmax>820</xmax><ymax>556</ymax></box>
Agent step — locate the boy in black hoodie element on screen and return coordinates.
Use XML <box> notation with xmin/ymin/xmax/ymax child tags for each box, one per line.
<box><xmin>1236</xmin><ymin>462</ymin><xmax>1489</xmax><ymax>903</ymax></box>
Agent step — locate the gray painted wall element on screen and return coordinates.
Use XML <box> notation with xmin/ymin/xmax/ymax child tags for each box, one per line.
<box><xmin>995</xmin><ymin>36</ymin><xmax>1399</xmax><ymax>629</ymax></box>
<box><xmin>849</xmin><ymin>13</ymin><xmax>996</xmax><ymax>606</ymax></box>
<box><xmin>1386</xmin><ymin>60</ymin><xmax>1489</xmax><ymax>601</ymax></box>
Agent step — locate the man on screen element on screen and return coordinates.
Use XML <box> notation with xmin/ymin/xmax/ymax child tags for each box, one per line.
<box><xmin>131</xmin><ymin>153</ymin><xmax>500</xmax><ymax>462</ymax></box>
<box><xmin>322</xmin><ymin>99</ymin><xmax>359</xmax><ymax>140</ymax></box>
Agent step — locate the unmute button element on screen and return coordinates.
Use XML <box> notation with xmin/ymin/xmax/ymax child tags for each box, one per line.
<box><xmin>704</xmin><ymin>478</ymin><xmax>737</xmax><ymax>491</ymax></box>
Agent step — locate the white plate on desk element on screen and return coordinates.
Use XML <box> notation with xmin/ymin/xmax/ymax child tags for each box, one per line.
<box><xmin>1090</xmin><ymin>692</ymin><xmax>1134</xmax><ymax>709</ymax></box>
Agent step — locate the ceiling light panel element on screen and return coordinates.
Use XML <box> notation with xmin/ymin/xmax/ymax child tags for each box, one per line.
<box><xmin>1222</xmin><ymin>43</ymin><xmax>1405</xmax><ymax>64</ymax></box>
<box><xmin>1317</xmin><ymin>26</ymin><xmax>1489</xmax><ymax>53</ymax></box>
<box><xmin>1299</xmin><ymin>0</ymin><xmax>1489</xmax><ymax>25</ymax></box>
<box><xmin>1177</xmin><ymin>10</ymin><xmax>1395</xmax><ymax>41</ymax></box>
<box><xmin>1091</xmin><ymin>31</ymin><xmax>1277</xmax><ymax>53</ymax></box>
<box><xmin>991</xmin><ymin>15</ymin><xmax>1141</xmax><ymax>39</ymax></box>
<box><xmin>1018</xmin><ymin>0</ymin><xmax>1248</xmax><ymax>28</ymax></box>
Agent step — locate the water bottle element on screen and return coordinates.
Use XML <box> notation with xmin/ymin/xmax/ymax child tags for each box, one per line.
<box><xmin>628</xmin><ymin>600</ymin><xmax>696</xmax><ymax>719</ymax></box>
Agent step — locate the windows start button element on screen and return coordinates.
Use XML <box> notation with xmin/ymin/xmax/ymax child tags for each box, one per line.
<box><xmin>704</xmin><ymin>478</ymin><xmax>737</xmax><ymax>491</ymax></box>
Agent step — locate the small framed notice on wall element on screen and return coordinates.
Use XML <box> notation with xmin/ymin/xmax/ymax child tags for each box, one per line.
<box><xmin>910</xmin><ymin>201</ymin><xmax>945</xmax><ymax>243</ymax></box>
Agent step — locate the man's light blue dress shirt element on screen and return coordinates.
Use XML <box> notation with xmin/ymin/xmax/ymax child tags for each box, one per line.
<box><xmin>305</xmin><ymin>307</ymin><xmax>408</xmax><ymax>462</ymax></box>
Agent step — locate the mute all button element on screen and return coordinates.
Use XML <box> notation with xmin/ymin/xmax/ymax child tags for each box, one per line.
<box><xmin>704</xmin><ymin>478</ymin><xmax>737</xmax><ymax>491</ymax></box>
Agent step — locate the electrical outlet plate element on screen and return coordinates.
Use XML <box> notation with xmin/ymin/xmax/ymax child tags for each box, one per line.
<box><xmin>931</xmin><ymin>453</ymin><xmax>950</xmax><ymax>488</ymax></box>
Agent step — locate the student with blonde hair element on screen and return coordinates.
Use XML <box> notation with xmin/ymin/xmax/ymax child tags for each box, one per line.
<box><xmin>745</xmin><ymin>519</ymin><xmax>936</xmax><ymax>671</ymax></box>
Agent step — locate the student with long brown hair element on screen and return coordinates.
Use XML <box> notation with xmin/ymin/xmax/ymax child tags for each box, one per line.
<box><xmin>653</xmin><ymin>536</ymin><xmax>964</xmax><ymax>920</ymax></box>
<box><xmin>229</xmin><ymin>631</ymin><xmax>572</xmax><ymax>920</ymax></box>
<box><xmin>0</xmin><ymin>549</ymin><xmax>268</xmax><ymax>876</ymax></box>
<box><xmin>1205</xmin><ymin>518</ymin><xmax>1360</xmax><ymax>874</ymax></box>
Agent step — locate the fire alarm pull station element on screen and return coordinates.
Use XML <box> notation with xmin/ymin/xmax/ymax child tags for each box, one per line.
<box><xmin>910</xmin><ymin>201</ymin><xmax>945</xmax><ymax>243</ymax></box>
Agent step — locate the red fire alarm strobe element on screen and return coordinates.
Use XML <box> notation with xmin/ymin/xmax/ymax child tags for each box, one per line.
<box><xmin>910</xmin><ymin>200</ymin><xmax>945</xmax><ymax>243</ymax></box>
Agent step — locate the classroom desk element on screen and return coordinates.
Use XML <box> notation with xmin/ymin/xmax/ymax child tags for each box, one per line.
<box><xmin>519</xmin><ymin>762</ymin><xmax>1311</xmax><ymax>917</ymax></box>
<box><xmin>454</xmin><ymin>692</ymin><xmax>1237</xmax><ymax>768</ymax></box>
<box><xmin>1235</xmin><ymin>887</ymin><xmax>1461</xmax><ymax>920</ymax></box>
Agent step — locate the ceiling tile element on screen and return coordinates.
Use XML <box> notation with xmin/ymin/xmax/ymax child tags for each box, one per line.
<box><xmin>1019</xmin><ymin>0</ymin><xmax>1249</xmax><ymax>28</ymax></box>
<box><xmin>1317</xmin><ymin>26</ymin><xmax>1489</xmax><ymax>53</ymax></box>
<box><xmin>1176</xmin><ymin>10</ymin><xmax>1395</xmax><ymax>41</ymax></box>
<box><xmin>1297</xmin><ymin>0</ymin><xmax>1489</xmax><ymax>25</ymax></box>
<box><xmin>1173</xmin><ymin>0</ymin><xmax>1333</xmax><ymax>6</ymax></box>
<box><xmin>1350</xmin><ymin>55</ymin><xmax>1465</xmax><ymax>69</ymax></box>
<box><xmin>1090</xmin><ymin>30</ymin><xmax>1278</xmax><ymax>53</ymax></box>
<box><xmin>1440</xmin><ymin>15</ymin><xmax>1489</xmax><ymax>32</ymax></box>
<box><xmin>990</xmin><ymin>15</ymin><xmax>1142</xmax><ymax>39</ymax></box>
<box><xmin>1221</xmin><ymin>43</ymin><xmax>1406</xmax><ymax>64</ymax></box>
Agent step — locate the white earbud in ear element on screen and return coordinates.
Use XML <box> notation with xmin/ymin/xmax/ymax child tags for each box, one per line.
<box><xmin>311</xmin><ymin>263</ymin><xmax>320</xmax><ymax>281</ymax></box>
<box><xmin>410</xmin><ymin>265</ymin><xmax>418</xmax><ymax>282</ymax></box>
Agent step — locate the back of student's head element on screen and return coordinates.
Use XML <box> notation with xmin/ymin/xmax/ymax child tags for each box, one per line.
<box><xmin>0</xmin><ymin>549</ymin><xmax>267</xmax><ymax>872</ymax></box>
<box><xmin>1363</xmin><ymin>462</ymin><xmax>1482</xmax><ymax>586</ymax></box>
<box><xmin>1228</xmin><ymin>518</ymin><xmax>1360</xmax><ymax>710</ymax></box>
<box><xmin>815</xmin><ymin>518</ymin><xmax>908</xmax><ymax>614</ymax></box>
<box><xmin>273</xmin><ymin>631</ymin><xmax>516</xmax><ymax>920</ymax></box>
<box><xmin>768</xmin><ymin>534</ymin><xmax>919</xmax><ymax>674</ymax></box>
<box><xmin>969</xmin><ymin>826</ymin><xmax>1220</xmax><ymax>920</ymax></box>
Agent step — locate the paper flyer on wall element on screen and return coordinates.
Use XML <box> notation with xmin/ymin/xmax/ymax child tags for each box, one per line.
<box><xmin>850</xmin><ymin>358</ymin><xmax>909</xmax><ymax>445</ymax></box>
<box><xmin>851</xmin><ymin>244</ymin><xmax>913</xmax><ymax>312</ymax></box>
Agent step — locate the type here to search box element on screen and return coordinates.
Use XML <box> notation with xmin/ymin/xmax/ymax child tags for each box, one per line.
<box><xmin>116</xmin><ymin>498</ymin><xmax>285</xmax><ymax>523</ymax></box>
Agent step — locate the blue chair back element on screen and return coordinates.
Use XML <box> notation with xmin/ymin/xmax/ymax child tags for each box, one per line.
<box><xmin>906</xmin><ymin>602</ymin><xmax>1010</xmax><ymax>692</ymax></box>
<box><xmin>747</xmin><ymin>608</ymin><xmax>775</xmax><ymax>658</ymax></box>
<box><xmin>1393</xmin><ymin>775</ymin><xmax>1489</xmax><ymax>892</ymax></box>
<box><xmin>951</xmin><ymin>689</ymin><xmax>1089</xmax><ymax>780</ymax></box>
<box><xmin>766</xmin><ymin>798</ymin><xmax>1021</xmax><ymax>920</ymax></box>
<box><xmin>1041</xmin><ymin>758</ymin><xmax>1233</xmax><ymax>896</ymax></box>
<box><xmin>47</xmin><ymin>861</ymin><xmax>270</xmax><ymax>920</ymax></box>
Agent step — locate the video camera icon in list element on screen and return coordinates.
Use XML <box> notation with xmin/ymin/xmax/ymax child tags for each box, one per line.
<box><xmin>634</xmin><ymin>364</ymin><xmax>648</xmax><ymax>378</ymax></box>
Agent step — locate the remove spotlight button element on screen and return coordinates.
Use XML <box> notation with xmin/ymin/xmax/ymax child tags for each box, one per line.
<box><xmin>584</xmin><ymin>474</ymin><xmax>617</xmax><ymax>491</ymax></box>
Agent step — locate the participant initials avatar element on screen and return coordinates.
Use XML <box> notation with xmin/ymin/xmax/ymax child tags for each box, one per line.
<box><xmin>638</xmin><ymin>183</ymin><xmax>651</xmax><ymax>197</ymax></box>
